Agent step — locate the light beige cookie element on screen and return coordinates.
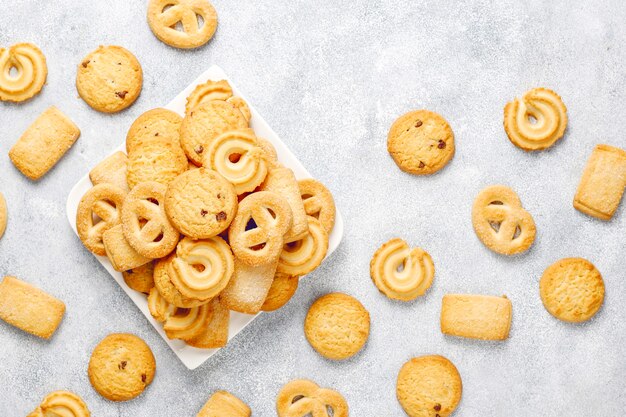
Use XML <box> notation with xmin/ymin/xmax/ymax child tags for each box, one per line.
<box><xmin>148</xmin><ymin>287</ymin><xmax>176</xmax><ymax>323</ymax></box>
<box><xmin>261</xmin><ymin>272</ymin><xmax>299</xmax><ymax>312</ymax></box>
<box><xmin>147</xmin><ymin>0</ymin><xmax>218</xmax><ymax>49</ymax></box>
<box><xmin>0</xmin><ymin>276</ymin><xmax>65</xmax><ymax>339</ymax></box>
<box><xmin>277</xmin><ymin>216</ymin><xmax>328</xmax><ymax>276</ymax></box>
<box><xmin>76</xmin><ymin>45</ymin><xmax>142</xmax><ymax>113</ymax></box>
<box><xmin>370</xmin><ymin>238</ymin><xmax>434</xmax><ymax>301</ymax></box>
<box><xmin>88</xmin><ymin>333</ymin><xmax>156</xmax><ymax>402</ymax></box>
<box><xmin>441</xmin><ymin>294</ymin><xmax>512</xmax><ymax>340</ymax></box>
<box><xmin>276</xmin><ymin>379</ymin><xmax>348</xmax><ymax>417</ymax></box>
<box><xmin>471</xmin><ymin>185</ymin><xmax>536</xmax><ymax>255</ymax></box>
<box><xmin>29</xmin><ymin>390</ymin><xmax>90</xmax><ymax>417</ymax></box>
<box><xmin>304</xmin><ymin>293</ymin><xmax>370</xmax><ymax>360</ymax></box>
<box><xmin>187</xmin><ymin>297</ymin><xmax>230</xmax><ymax>349</ymax></box>
<box><xmin>220</xmin><ymin>257</ymin><xmax>278</xmax><ymax>314</ymax></box>
<box><xmin>298</xmin><ymin>178</ymin><xmax>336</xmax><ymax>233</ymax></box>
<box><xmin>185</xmin><ymin>79</ymin><xmax>233</xmax><ymax>114</ymax></box>
<box><xmin>76</xmin><ymin>184</ymin><xmax>126</xmax><ymax>256</ymax></box>
<box><xmin>197</xmin><ymin>390</ymin><xmax>250</xmax><ymax>417</ymax></box>
<box><xmin>125</xmin><ymin>108</ymin><xmax>183</xmax><ymax>152</ymax></box>
<box><xmin>397</xmin><ymin>355</ymin><xmax>462</xmax><ymax>417</ymax></box>
<box><xmin>540</xmin><ymin>258</ymin><xmax>605</xmax><ymax>323</ymax></box>
<box><xmin>256</xmin><ymin>137</ymin><xmax>280</xmax><ymax>168</ymax></box>
<box><xmin>573</xmin><ymin>144</ymin><xmax>626</xmax><ymax>220</ymax></box>
<box><xmin>227</xmin><ymin>96</ymin><xmax>251</xmax><ymax>122</ymax></box>
<box><xmin>0</xmin><ymin>43</ymin><xmax>47</xmax><ymax>102</ymax></box>
<box><xmin>154</xmin><ymin>254</ymin><xmax>207</xmax><ymax>308</ymax></box>
<box><xmin>164</xmin><ymin>303</ymin><xmax>212</xmax><ymax>341</ymax></box>
<box><xmin>127</xmin><ymin>139</ymin><xmax>188</xmax><ymax>189</ymax></box>
<box><xmin>0</xmin><ymin>192</ymin><xmax>6</xmax><ymax>240</ymax></box>
<box><xmin>9</xmin><ymin>106</ymin><xmax>80</xmax><ymax>180</ymax></box>
<box><xmin>504</xmin><ymin>87</ymin><xmax>567</xmax><ymax>151</ymax></box>
<box><xmin>103</xmin><ymin>224</ymin><xmax>152</xmax><ymax>272</ymax></box>
<box><xmin>89</xmin><ymin>151</ymin><xmax>129</xmax><ymax>192</ymax></box>
<box><xmin>387</xmin><ymin>110</ymin><xmax>455</xmax><ymax>175</ymax></box>
<box><xmin>122</xmin><ymin>261</ymin><xmax>155</xmax><ymax>294</ymax></box>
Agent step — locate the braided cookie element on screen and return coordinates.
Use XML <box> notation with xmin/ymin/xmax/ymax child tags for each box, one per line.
<box><xmin>187</xmin><ymin>297</ymin><xmax>230</xmax><ymax>349</ymax></box>
<box><xmin>185</xmin><ymin>79</ymin><xmax>233</xmax><ymax>113</ymax></box>
<box><xmin>370</xmin><ymin>238</ymin><xmax>434</xmax><ymax>301</ymax></box>
<box><xmin>197</xmin><ymin>390</ymin><xmax>250</xmax><ymax>417</ymax></box>
<box><xmin>276</xmin><ymin>379</ymin><xmax>348</xmax><ymax>417</ymax></box>
<box><xmin>261</xmin><ymin>272</ymin><xmax>299</xmax><ymax>312</ymax></box>
<box><xmin>154</xmin><ymin>255</ymin><xmax>207</xmax><ymax>308</ymax></box>
<box><xmin>76</xmin><ymin>184</ymin><xmax>126</xmax><ymax>256</ymax></box>
<box><xmin>472</xmin><ymin>185</ymin><xmax>536</xmax><ymax>255</ymax></box>
<box><xmin>504</xmin><ymin>87</ymin><xmax>567</xmax><ymax>151</ymax></box>
<box><xmin>147</xmin><ymin>0</ymin><xmax>218</xmax><ymax>49</ymax></box>
<box><xmin>298</xmin><ymin>179</ymin><xmax>336</xmax><ymax>233</ymax></box>
<box><xmin>28</xmin><ymin>391</ymin><xmax>90</xmax><ymax>417</ymax></box>
<box><xmin>277</xmin><ymin>217</ymin><xmax>328</xmax><ymax>276</ymax></box>
<box><xmin>0</xmin><ymin>43</ymin><xmax>47</xmax><ymax>102</ymax></box>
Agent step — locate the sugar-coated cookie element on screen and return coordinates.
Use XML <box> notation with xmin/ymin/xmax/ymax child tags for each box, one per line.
<box><xmin>76</xmin><ymin>184</ymin><xmax>126</xmax><ymax>256</ymax></box>
<box><xmin>397</xmin><ymin>355</ymin><xmax>462</xmax><ymax>417</ymax></box>
<box><xmin>197</xmin><ymin>390</ymin><xmax>250</xmax><ymax>417</ymax></box>
<box><xmin>0</xmin><ymin>43</ymin><xmax>47</xmax><ymax>102</ymax></box>
<box><xmin>148</xmin><ymin>0</ymin><xmax>218</xmax><ymax>49</ymax></box>
<box><xmin>0</xmin><ymin>192</ymin><xmax>6</xmax><ymax>240</ymax></box>
<box><xmin>540</xmin><ymin>258</ymin><xmax>604</xmax><ymax>323</ymax></box>
<box><xmin>220</xmin><ymin>257</ymin><xmax>278</xmax><ymax>314</ymax></box>
<box><xmin>261</xmin><ymin>272</ymin><xmax>299</xmax><ymax>312</ymax></box>
<box><xmin>9</xmin><ymin>106</ymin><xmax>80</xmax><ymax>180</ymax></box>
<box><xmin>441</xmin><ymin>294</ymin><xmax>512</xmax><ymax>340</ymax></box>
<box><xmin>185</xmin><ymin>79</ymin><xmax>233</xmax><ymax>114</ymax></box>
<box><xmin>28</xmin><ymin>390</ymin><xmax>90</xmax><ymax>417</ymax></box>
<box><xmin>125</xmin><ymin>108</ymin><xmax>182</xmax><ymax>152</ymax></box>
<box><xmin>187</xmin><ymin>297</ymin><xmax>230</xmax><ymax>349</ymax></box>
<box><xmin>298</xmin><ymin>178</ymin><xmax>336</xmax><ymax>233</ymax></box>
<box><xmin>89</xmin><ymin>151</ymin><xmax>129</xmax><ymax>192</ymax></box>
<box><xmin>504</xmin><ymin>87</ymin><xmax>567</xmax><ymax>151</ymax></box>
<box><xmin>122</xmin><ymin>261</ymin><xmax>155</xmax><ymax>294</ymax></box>
<box><xmin>103</xmin><ymin>224</ymin><xmax>152</xmax><ymax>272</ymax></box>
<box><xmin>276</xmin><ymin>379</ymin><xmax>348</xmax><ymax>417</ymax></box>
<box><xmin>0</xmin><ymin>276</ymin><xmax>65</xmax><ymax>339</ymax></box>
<box><xmin>154</xmin><ymin>254</ymin><xmax>207</xmax><ymax>308</ymax></box>
<box><xmin>76</xmin><ymin>45</ymin><xmax>142</xmax><ymax>113</ymax></box>
<box><xmin>261</xmin><ymin>167</ymin><xmax>309</xmax><ymax>242</ymax></box>
<box><xmin>304</xmin><ymin>293</ymin><xmax>370</xmax><ymax>360</ymax></box>
<box><xmin>277</xmin><ymin>216</ymin><xmax>328</xmax><ymax>276</ymax></box>
<box><xmin>387</xmin><ymin>110</ymin><xmax>455</xmax><ymax>175</ymax></box>
<box><xmin>88</xmin><ymin>333</ymin><xmax>156</xmax><ymax>402</ymax></box>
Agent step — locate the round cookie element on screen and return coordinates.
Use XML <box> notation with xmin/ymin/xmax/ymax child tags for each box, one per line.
<box><xmin>397</xmin><ymin>355</ymin><xmax>462</xmax><ymax>417</ymax></box>
<box><xmin>539</xmin><ymin>257</ymin><xmax>605</xmax><ymax>322</ymax></box>
<box><xmin>147</xmin><ymin>0</ymin><xmax>218</xmax><ymax>49</ymax></box>
<box><xmin>387</xmin><ymin>110</ymin><xmax>455</xmax><ymax>175</ymax></box>
<box><xmin>125</xmin><ymin>108</ymin><xmax>182</xmax><ymax>152</ymax></box>
<box><xmin>0</xmin><ymin>43</ymin><xmax>47</xmax><ymax>102</ymax></box>
<box><xmin>76</xmin><ymin>46</ymin><xmax>143</xmax><ymax>113</ymax></box>
<box><xmin>0</xmin><ymin>191</ymin><xmax>6</xmax><ymax>240</ymax></box>
<box><xmin>261</xmin><ymin>272</ymin><xmax>299</xmax><ymax>312</ymax></box>
<box><xmin>122</xmin><ymin>261</ymin><xmax>155</xmax><ymax>294</ymax></box>
<box><xmin>88</xmin><ymin>333</ymin><xmax>156</xmax><ymax>402</ymax></box>
<box><xmin>165</xmin><ymin>168</ymin><xmax>237</xmax><ymax>239</ymax></box>
<box><xmin>304</xmin><ymin>293</ymin><xmax>370</xmax><ymax>360</ymax></box>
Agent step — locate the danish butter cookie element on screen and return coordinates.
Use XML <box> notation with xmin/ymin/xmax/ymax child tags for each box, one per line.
<box><xmin>197</xmin><ymin>390</ymin><xmax>250</xmax><ymax>417</ymax></box>
<box><xmin>29</xmin><ymin>390</ymin><xmax>90</xmax><ymax>417</ymax></box>
<box><xmin>89</xmin><ymin>151</ymin><xmax>129</xmax><ymax>192</ymax></box>
<box><xmin>122</xmin><ymin>261</ymin><xmax>155</xmax><ymax>294</ymax></box>
<box><xmin>125</xmin><ymin>108</ymin><xmax>182</xmax><ymax>152</ymax></box>
<box><xmin>76</xmin><ymin>45</ymin><xmax>142</xmax><ymax>113</ymax></box>
<box><xmin>441</xmin><ymin>294</ymin><xmax>512</xmax><ymax>340</ymax></box>
<box><xmin>148</xmin><ymin>0</ymin><xmax>218</xmax><ymax>49</ymax></box>
<box><xmin>261</xmin><ymin>272</ymin><xmax>299</xmax><ymax>312</ymax></box>
<box><xmin>277</xmin><ymin>216</ymin><xmax>328</xmax><ymax>276</ymax></box>
<box><xmin>76</xmin><ymin>184</ymin><xmax>126</xmax><ymax>256</ymax></box>
<box><xmin>127</xmin><ymin>137</ymin><xmax>187</xmax><ymax>189</ymax></box>
<box><xmin>187</xmin><ymin>297</ymin><xmax>230</xmax><ymax>349</ymax></box>
<box><xmin>186</xmin><ymin>79</ymin><xmax>233</xmax><ymax>114</ymax></box>
<box><xmin>304</xmin><ymin>293</ymin><xmax>370</xmax><ymax>360</ymax></box>
<box><xmin>103</xmin><ymin>224</ymin><xmax>152</xmax><ymax>272</ymax></box>
<box><xmin>88</xmin><ymin>333</ymin><xmax>156</xmax><ymax>402</ymax></box>
<box><xmin>164</xmin><ymin>303</ymin><xmax>212</xmax><ymax>341</ymax></box>
<box><xmin>387</xmin><ymin>110</ymin><xmax>455</xmax><ymax>175</ymax></box>
<box><xmin>0</xmin><ymin>43</ymin><xmax>47</xmax><ymax>102</ymax></box>
<box><xmin>220</xmin><ymin>257</ymin><xmax>278</xmax><ymax>314</ymax></box>
<box><xmin>256</xmin><ymin>137</ymin><xmax>280</xmax><ymax>169</ymax></box>
<box><xmin>154</xmin><ymin>254</ymin><xmax>207</xmax><ymax>308</ymax></box>
<box><xmin>276</xmin><ymin>379</ymin><xmax>348</xmax><ymax>417</ymax></box>
<box><xmin>397</xmin><ymin>355</ymin><xmax>462</xmax><ymax>417</ymax></box>
<box><xmin>148</xmin><ymin>287</ymin><xmax>176</xmax><ymax>323</ymax></box>
<box><xmin>227</xmin><ymin>97</ymin><xmax>251</xmax><ymax>121</ymax></box>
<box><xmin>0</xmin><ymin>192</ymin><xmax>6</xmax><ymax>240</ymax></box>
<box><xmin>298</xmin><ymin>179</ymin><xmax>336</xmax><ymax>233</ymax></box>
<box><xmin>540</xmin><ymin>258</ymin><xmax>604</xmax><ymax>323</ymax></box>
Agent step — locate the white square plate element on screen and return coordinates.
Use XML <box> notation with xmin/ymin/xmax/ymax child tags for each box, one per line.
<box><xmin>66</xmin><ymin>65</ymin><xmax>344</xmax><ymax>370</ymax></box>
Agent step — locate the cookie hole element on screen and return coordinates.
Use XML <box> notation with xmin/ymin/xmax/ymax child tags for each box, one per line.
<box><xmin>92</xmin><ymin>212</ymin><xmax>103</xmax><ymax>225</ymax></box>
<box><xmin>489</xmin><ymin>200</ymin><xmax>504</xmax><ymax>206</ymax></box>
<box><xmin>527</xmin><ymin>114</ymin><xmax>538</xmax><ymax>125</ymax></box>
<box><xmin>146</xmin><ymin>197</ymin><xmax>159</xmax><ymax>206</ymax></box>
<box><xmin>291</xmin><ymin>395</ymin><xmax>304</xmax><ymax>404</ymax></box>
<box><xmin>489</xmin><ymin>221</ymin><xmax>501</xmax><ymax>232</ymax></box>
<box><xmin>310</xmin><ymin>210</ymin><xmax>320</xmax><ymax>219</ymax></box>
<box><xmin>228</xmin><ymin>153</ymin><xmax>242</xmax><ymax>163</ymax></box>
<box><xmin>154</xmin><ymin>233</ymin><xmax>164</xmax><ymax>243</ymax></box>
<box><xmin>301</xmin><ymin>193</ymin><xmax>314</xmax><ymax>201</ymax></box>
<box><xmin>161</xmin><ymin>3</ymin><xmax>174</xmax><ymax>13</ymax></box>
<box><xmin>170</xmin><ymin>21</ymin><xmax>184</xmax><ymax>31</ymax></box>
<box><xmin>267</xmin><ymin>208</ymin><xmax>276</xmax><ymax>219</ymax></box>
<box><xmin>196</xmin><ymin>13</ymin><xmax>205</xmax><ymax>29</ymax></box>
<box><xmin>512</xmin><ymin>225</ymin><xmax>521</xmax><ymax>240</ymax></box>
<box><xmin>396</xmin><ymin>259</ymin><xmax>406</xmax><ymax>273</ymax></box>
<box><xmin>285</xmin><ymin>241</ymin><xmax>302</xmax><ymax>252</ymax></box>
<box><xmin>250</xmin><ymin>242</ymin><xmax>266</xmax><ymax>251</ymax></box>
<box><xmin>327</xmin><ymin>406</ymin><xmax>335</xmax><ymax>416</ymax></box>
<box><xmin>245</xmin><ymin>218</ymin><xmax>257</xmax><ymax>231</ymax></box>
<box><xmin>8</xmin><ymin>65</ymin><xmax>19</xmax><ymax>78</ymax></box>
<box><xmin>192</xmin><ymin>263</ymin><xmax>206</xmax><ymax>272</ymax></box>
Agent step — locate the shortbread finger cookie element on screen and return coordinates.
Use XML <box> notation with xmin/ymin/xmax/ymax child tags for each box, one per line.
<box><xmin>441</xmin><ymin>294</ymin><xmax>512</xmax><ymax>340</ymax></box>
<box><xmin>277</xmin><ymin>217</ymin><xmax>328</xmax><ymax>276</ymax></box>
<box><xmin>472</xmin><ymin>185</ymin><xmax>536</xmax><ymax>255</ymax></box>
<box><xmin>197</xmin><ymin>390</ymin><xmax>250</xmax><ymax>417</ymax></box>
<box><xmin>76</xmin><ymin>184</ymin><xmax>126</xmax><ymax>256</ymax></box>
<box><xmin>103</xmin><ymin>224</ymin><xmax>152</xmax><ymax>272</ymax></box>
<box><xmin>9</xmin><ymin>106</ymin><xmax>80</xmax><ymax>180</ymax></box>
<box><xmin>298</xmin><ymin>179</ymin><xmax>336</xmax><ymax>233</ymax></box>
<box><xmin>88</xmin><ymin>333</ymin><xmax>156</xmax><ymax>402</ymax></box>
<box><xmin>220</xmin><ymin>257</ymin><xmax>278</xmax><ymax>314</ymax></box>
<box><xmin>123</xmin><ymin>261</ymin><xmax>155</xmax><ymax>294</ymax></box>
<box><xmin>397</xmin><ymin>355</ymin><xmax>462</xmax><ymax>417</ymax></box>
<box><xmin>0</xmin><ymin>276</ymin><xmax>65</xmax><ymax>339</ymax></box>
<box><xmin>165</xmin><ymin>168</ymin><xmax>238</xmax><ymax>238</ymax></box>
<box><xmin>89</xmin><ymin>151</ymin><xmax>129</xmax><ymax>192</ymax></box>
<box><xmin>0</xmin><ymin>192</ymin><xmax>6</xmax><ymax>240</ymax></box>
<box><xmin>573</xmin><ymin>144</ymin><xmax>626</xmax><ymax>220</ymax></box>
<box><xmin>261</xmin><ymin>272</ymin><xmax>299</xmax><ymax>312</ymax></box>
<box><xmin>276</xmin><ymin>379</ymin><xmax>348</xmax><ymax>417</ymax></box>
<box><xmin>185</xmin><ymin>79</ymin><xmax>233</xmax><ymax>114</ymax></box>
<box><xmin>188</xmin><ymin>297</ymin><xmax>230</xmax><ymax>349</ymax></box>
<box><xmin>387</xmin><ymin>110</ymin><xmax>455</xmax><ymax>175</ymax></box>
<box><xmin>504</xmin><ymin>87</ymin><xmax>567</xmax><ymax>151</ymax></box>
<box><xmin>261</xmin><ymin>167</ymin><xmax>309</xmax><ymax>242</ymax></box>
<box><xmin>148</xmin><ymin>0</ymin><xmax>218</xmax><ymax>49</ymax></box>
<box><xmin>76</xmin><ymin>45</ymin><xmax>142</xmax><ymax>113</ymax></box>
<box><xmin>305</xmin><ymin>293</ymin><xmax>370</xmax><ymax>360</ymax></box>
<box><xmin>164</xmin><ymin>303</ymin><xmax>212</xmax><ymax>341</ymax></box>
<box><xmin>125</xmin><ymin>108</ymin><xmax>183</xmax><ymax>152</ymax></box>
<box><xmin>370</xmin><ymin>238</ymin><xmax>434</xmax><ymax>301</ymax></box>
<box><xmin>0</xmin><ymin>43</ymin><xmax>47</xmax><ymax>102</ymax></box>
<box><xmin>29</xmin><ymin>390</ymin><xmax>90</xmax><ymax>417</ymax></box>
<box><xmin>540</xmin><ymin>258</ymin><xmax>604</xmax><ymax>322</ymax></box>
<box><xmin>180</xmin><ymin>100</ymin><xmax>247</xmax><ymax>165</ymax></box>
<box><xmin>154</xmin><ymin>255</ymin><xmax>207</xmax><ymax>308</ymax></box>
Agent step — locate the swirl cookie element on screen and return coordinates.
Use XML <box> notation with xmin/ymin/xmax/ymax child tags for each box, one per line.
<box><xmin>0</xmin><ymin>192</ymin><xmax>6</xmax><ymax>240</ymax></box>
<box><xmin>370</xmin><ymin>238</ymin><xmax>434</xmax><ymax>301</ymax></box>
<box><xmin>261</xmin><ymin>272</ymin><xmax>299</xmax><ymax>312</ymax></box>
<box><xmin>164</xmin><ymin>302</ymin><xmax>212</xmax><ymax>341</ymax></box>
<box><xmin>103</xmin><ymin>224</ymin><xmax>151</xmax><ymax>272</ymax></box>
<box><xmin>387</xmin><ymin>110</ymin><xmax>455</xmax><ymax>175</ymax></box>
<box><xmin>89</xmin><ymin>151</ymin><xmax>129</xmax><ymax>192</ymax></box>
<box><xmin>198</xmin><ymin>391</ymin><xmax>250</xmax><ymax>417</ymax></box>
<box><xmin>148</xmin><ymin>287</ymin><xmax>176</xmax><ymax>323</ymax></box>
<box><xmin>28</xmin><ymin>391</ymin><xmax>90</xmax><ymax>417</ymax></box>
<box><xmin>154</xmin><ymin>254</ymin><xmax>207</xmax><ymax>308</ymax></box>
<box><xmin>276</xmin><ymin>379</ymin><xmax>348</xmax><ymax>417</ymax></box>
<box><xmin>185</xmin><ymin>79</ymin><xmax>233</xmax><ymax>113</ymax></box>
<box><xmin>125</xmin><ymin>108</ymin><xmax>182</xmax><ymax>152</ymax></box>
<box><xmin>304</xmin><ymin>293</ymin><xmax>370</xmax><ymax>360</ymax></box>
<box><xmin>298</xmin><ymin>179</ymin><xmax>336</xmax><ymax>233</ymax></box>
<box><xmin>540</xmin><ymin>258</ymin><xmax>605</xmax><ymax>323</ymax></box>
<box><xmin>122</xmin><ymin>261</ymin><xmax>155</xmax><ymax>294</ymax></box>
<box><xmin>88</xmin><ymin>333</ymin><xmax>156</xmax><ymax>402</ymax></box>
<box><xmin>441</xmin><ymin>294</ymin><xmax>512</xmax><ymax>341</ymax></box>
<box><xmin>277</xmin><ymin>216</ymin><xmax>328</xmax><ymax>276</ymax></box>
<box><xmin>472</xmin><ymin>185</ymin><xmax>536</xmax><ymax>255</ymax></box>
<box><xmin>397</xmin><ymin>355</ymin><xmax>462</xmax><ymax>417</ymax></box>
<box><xmin>0</xmin><ymin>43</ymin><xmax>47</xmax><ymax>102</ymax></box>
<box><xmin>165</xmin><ymin>168</ymin><xmax>238</xmax><ymax>239</ymax></box>
<box><xmin>504</xmin><ymin>87</ymin><xmax>567</xmax><ymax>151</ymax></box>
<box><xmin>148</xmin><ymin>0</ymin><xmax>218</xmax><ymax>49</ymax></box>
<box><xmin>76</xmin><ymin>184</ymin><xmax>126</xmax><ymax>256</ymax></box>
<box><xmin>76</xmin><ymin>45</ymin><xmax>142</xmax><ymax>113</ymax></box>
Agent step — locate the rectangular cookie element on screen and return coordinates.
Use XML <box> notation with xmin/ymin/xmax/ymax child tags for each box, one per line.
<box><xmin>0</xmin><ymin>276</ymin><xmax>65</xmax><ymax>339</ymax></box>
<box><xmin>197</xmin><ymin>390</ymin><xmax>251</xmax><ymax>417</ymax></box>
<box><xmin>220</xmin><ymin>257</ymin><xmax>277</xmax><ymax>314</ymax></box>
<box><xmin>440</xmin><ymin>294</ymin><xmax>512</xmax><ymax>341</ymax></box>
<box><xmin>89</xmin><ymin>151</ymin><xmax>130</xmax><ymax>192</ymax></box>
<box><xmin>260</xmin><ymin>167</ymin><xmax>308</xmax><ymax>242</ymax></box>
<box><xmin>188</xmin><ymin>298</ymin><xmax>230</xmax><ymax>349</ymax></box>
<box><xmin>103</xmin><ymin>224</ymin><xmax>152</xmax><ymax>272</ymax></box>
<box><xmin>573</xmin><ymin>144</ymin><xmax>626</xmax><ymax>220</ymax></box>
<box><xmin>9</xmin><ymin>106</ymin><xmax>80</xmax><ymax>180</ymax></box>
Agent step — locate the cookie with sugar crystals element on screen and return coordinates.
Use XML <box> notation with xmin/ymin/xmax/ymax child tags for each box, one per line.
<box><xmin>197</xmin><ymin>390</ymin><xmax>250</xmax><ymax>417</ymax></box>
<box><xmin>440</xmin><ymin>294</ymin><xmax>512</xmax><ymax>340</ymax></box>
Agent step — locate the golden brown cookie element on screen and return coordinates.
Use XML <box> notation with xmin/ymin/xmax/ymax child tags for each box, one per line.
<box><xmin>127</xmin><ymin>138</ymin><xmax>187</xmax><ymax>189</ymax></box>
<box><xmin>298</xmin><ymin>178</ymin><xmax>336</xmax><ymax>233</ymax></box>
<box><xmin>103</xmin><ymin>224</ymin><xmax>152</xmax><ymax>272</ymax></box>
<box><xmin>397</xmin><ymin>355</ymin><xmax>462</xmax><ymax>417</ymax></box>
<box><xmin>125</xmin><ymin>108</ymin><xmax>183</xmax><ymax>152</ymax></box>
<box><xmin>256</xmin><ymin>137</ymin><xmax>280</xmax><ymax>168</ymax></box>
<box><xmin>122</xmin><ymin>261</ymin><xmax>155</xmax><ymax>294</ymax></box>
<box><xmin>147</xmin><ymin>0</ymin><xmax>218</xmax><ymax>49</ymax></box>
<box><xmin>277</xmin><ymin>216</ymin><xmax>328</xmax><ymax>276</ymax></box>
<box><xmin>220</xmin><ymin>257</ymin><xmax>279</xmax><ymax>314</ymax></box>
<box><xmin>76</xmin><ymin>45</ymin><xmax>142</xmax><ymax>113</ymax></box>
<box><xmin>227</xmin><ymin>96</ymin><xmax>251</xmax><ymax>122</ymax></box>
<box><xmin>187</xmin><ymin>297</ymin><xmax>230</xmax><ymax>349</ymax></box>
<box><xmin>0</xmin><ymin>43</ymin><xmax>47</xmax><ymax>102</ymax></box>
<box><xmin>164</xmin><ymin>302</ymin><xmax>212</xmax><ymax>341</ymax></box>
<box><xmin>89</xmin><ymin>151</ymin><xmax>129</xmax><ymax>192</ymax></box>
<box><xmin>29</xmin><ymin>390</ymin><xmax>90</xmax><ymax>417</ymax></box>
<box><xmin>304</xmin><ymin>293</ymin><xmax>370</xmax><ymax>360</ymax></box>
<box><xmin>76</xmin><ymin>184</ymin><xmax>126</xmax><ymax>256</ymax></box>
<box><xmin>471</xmin><ymin>185</ymin><xmax>535</xmax><ymax>255</ymax></box>
<box><xmin>154</xmin><ymin>254</ymin><xmax>207</xmax><ymax>308</ymax></box>
<box><xmin>387</xmin><ymin>110</ymin><xmax>455</xmax><ymax>175</ymax></box>
<box><xmin>504</xmin><ymin>87</ymin><xmax>567</xmax><ymax>151</ymax></box>
<box><xmin>540</xmin><ymin>258</ymin><xmax>604</xmax><ymax>323</ymax></box>
<box><xmin>261</xmin><ymin>272</ymin><xmax>299</xmax><ymax>312</ymax></box>
<box><xmin>185</xmin><ymin>79</ymin><xmax>233</xmax><ymax>114</ymax></box>
<box><xmin>276</xmin><ymin>379</ymin><xmax>348</xmax><ymax>417</ymax></box>
<box><xmin>370</xmin><ymin>238</ymin><xmax>434</xmax><ymax>301</ymax></box>
<box><xmin>197</xmin><ymin>390</ymin><xmax>250</xmax><ymax>417</ymax></box>
<box><xmin>0</xmin><ymin>192</ymin><xmax>6</xmax><ymax>240</ymax></box>
<box><xmin>441</xmin><ymin>294</ymin><xmax>512</xmax><ymax>340</ymax></box>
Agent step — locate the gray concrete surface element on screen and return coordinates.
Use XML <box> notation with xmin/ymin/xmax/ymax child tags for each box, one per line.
<box><xmin>1</xmin><ymin>0</ymin><xmax>625</xmax><ymax>415</ymax></box>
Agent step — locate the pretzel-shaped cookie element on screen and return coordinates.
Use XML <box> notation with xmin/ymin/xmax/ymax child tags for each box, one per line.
<box><xmin>228</xmin><ymin>191</ymin><xmax>293</xmax><ymax>266</ymax></box>
<box><xmin>76</xmin><ymin>184</ymin><xmax>126</xmax><ymax>256</ymax></box>
<box><xmin>277</xmin><ymin>217</ymin><xmax>328</xmax><ymax>276</ymax></box>
<box><xmin>30</xmin><ymin>390</ymin><xmax>90</xmax><ymax>417</ymax></box>
<box><xmin>472</xmin><ymin>185</ymin><xmax>536</xmax><ymax>255</ymax></box>
<box><xmin>147</xmin><ymin>0</ymin><xmax>218</xmax><ymax>49</ymax></box>
<box><xmin>370</xmin><ymin>238</ymin><xmax>434</xmax><ymax>301</ymax></box>
<box><xmin>504</xmin><ymin>87</ymin><xmax>567</xmax><ymax>151</ymax></box>
<box><xmin>276</xmin><ymin>379</ymin><xmax>348</xmax><ymax>417</ymax></box>
<box><xmin>205</xmin><ymin>129</ymin><xmax>268</xmax><ymax>194</ymax></box>
<box><xmin>0</xmin><ymin>43</ymin><xmax>47</xmax><ymax>102</ymax></box>
<box><xmin>170</xmin><ymin>236</ymin><xmax>234</xmax><ymax>301</ymax></box>
<box><xmin>298</xmin><ymin>179</ymin><xmax>336</xmax><ymax>233</ymax></box>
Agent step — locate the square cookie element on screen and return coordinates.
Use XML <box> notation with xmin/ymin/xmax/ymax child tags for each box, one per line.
<box><xmin>103</xmin><ymin>224</ymin><xmax>152</xmax><ymax>272</ymax></box>
<box><xmin>440</xmin><ymin>294</ymin><xmax>512</xmax><ymax>341</ymax></box>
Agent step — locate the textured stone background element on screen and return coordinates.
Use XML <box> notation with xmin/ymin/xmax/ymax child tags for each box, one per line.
<box><xmin>1</xmin><ymin>0</ymin><xmax>625</xmax><ymax>415</ymax></box>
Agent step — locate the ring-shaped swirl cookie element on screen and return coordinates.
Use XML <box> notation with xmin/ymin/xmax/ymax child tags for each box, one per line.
<box><xmin>0</xmin><ymin>43</ymin><xmax>47</xmax><ymax>102</ymax></box>
<box><xmin>76</xmin><ymin>184</ymin><xmax>126</xmax><ymax>256</ymax></box>
<box><xmin>163</xmin><ymin>302</ymin><xmax>211</xmax><ymax>341</ymax></box>
<box><xmin>29</xmin><ymin>390</ymin><xmax>90</xmax><ymax>417</ymax></box>
<box><xmin>276</xmin><ymin>379</ymin><xmax>348</xmax><ymax>417</ymax></box>
<box><xmin>277</xmin><ymin>217</ymin><xmax>328</xmax><ymax>276</ymax></box>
